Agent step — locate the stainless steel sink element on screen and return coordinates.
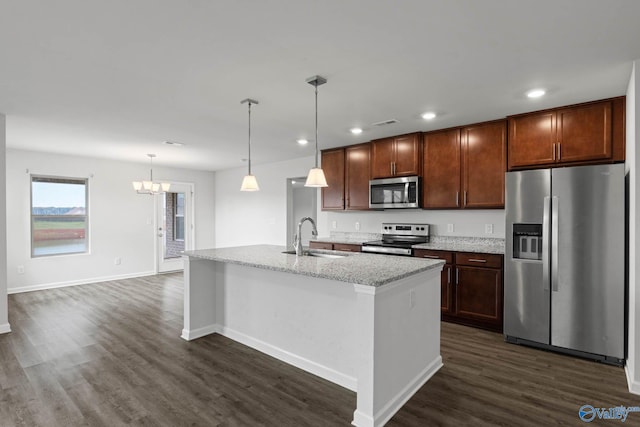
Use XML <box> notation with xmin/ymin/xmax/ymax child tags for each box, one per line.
<box><xmin>282</xmin><ymin>250</ymin><xmax>347</xmax><ymax>259</ymax></box>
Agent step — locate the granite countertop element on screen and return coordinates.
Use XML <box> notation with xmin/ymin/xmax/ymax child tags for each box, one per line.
<box><xmin>412</xmin><ymin>236</ymin><xmax>505</xmax><ymax>255</ymax></box>
<box><xmin>183</xmin><ymin>244</ymin><xmax>443</xmax><ymax>287</ymax></box>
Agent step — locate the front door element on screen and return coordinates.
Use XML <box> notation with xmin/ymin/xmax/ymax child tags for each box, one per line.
<box><xmin>157</xmin><ymin>183</ymin><xmax>193</xmax><ymax>273</ymax></box>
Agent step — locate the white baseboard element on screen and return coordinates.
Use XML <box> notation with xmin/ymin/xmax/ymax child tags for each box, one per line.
<box><xmin>0</xmin><ymin>323</ymin><xmax>11</xmax><ymax>334</ymax></box>
<box><xmin>220</xmin><ymin>325</ymin><xmax>358</xmax><ymax>392</ymax></box>
<box><xmin>352</xmin><ymin>356</ymin><xmax>443</xmax><ymax>427</ymax></box>
<box><xmin>181</xmin><ymin>324</ymin><xmax>221</xmax><ymax>341</ymax></box>
<box><xmin>626</xmin><ymin>365</ymin><xmax>640</xmax><ymax>395</ymax></box>
<box><xmin>7</xmin><ymin>271</ymin><xmax>157</xmax><ymax>294</ymax></box>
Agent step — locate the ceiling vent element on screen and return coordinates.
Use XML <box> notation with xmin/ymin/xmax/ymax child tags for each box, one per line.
<box><xmin>372</xmin><ymin>119</ymin><xmax>398</xmax><ymax>127</ymax></box>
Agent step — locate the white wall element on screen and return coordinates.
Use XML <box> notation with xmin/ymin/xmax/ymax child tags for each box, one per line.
<box><xmin>6</xmin><ymin>149</ymin><xmax>215</xmax><ymax>293</ymax></box>
<box><xmin>0</xmin><ymin>115</ymin><xmax>8</xmax><ymax>334</ymax></box>
<box><xmin>317</xmin><ymin>209</ymin><xmax>505</xmax><ymax>238</ymax></box>
<box><xmin>626</xmin><ymin>60</ymin><xmax>640</xmax><ymax>394</ymax></box>
<box><xmin>214</xmin><ymin>156</ymin><xmax>315</xmax><ymax>247</ymax></box>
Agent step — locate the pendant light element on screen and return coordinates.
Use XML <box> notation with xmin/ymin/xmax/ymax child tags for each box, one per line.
<box><xmin>240</xmin><ymin>98</ymin><xmax>260</xmax><ymax>191</ymax></box>
<box><xmin>132</xmin><ymin>154</ymin><xmax>170</xmax><ymax>194</ymax></box>
<box><xmin>304</xmin><ymin>75</ymin><xmax>328</xmax><ymax>187</ymax></box>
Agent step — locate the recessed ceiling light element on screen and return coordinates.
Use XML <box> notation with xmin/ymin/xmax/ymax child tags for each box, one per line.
<box><xmin>421</xmin><ymin>112</ymin><xmax>436</xmax><ymax>120</ymax></box>
<box><xmin>164</xmin><ymin>141</ymin><xmax>184</xmax><ymax>146</ymax></box>
<box><xmin>297</xmin><ymin>139</ymin><xmax>309</xmax><ymax>145</ymax></box>
<box><xmin>350</xmin><ymin>128</ymin><xmax>363</xmax><ymax>135</ymax></box>
<box><xmin>527</xmin><ymin>89</ymin><xmax>546</xmax><ymax>98</ymax></box>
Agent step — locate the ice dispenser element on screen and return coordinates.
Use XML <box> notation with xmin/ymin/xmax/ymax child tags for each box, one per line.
<box><xmin>512</xmin><ymin>224</ymin><xmax>542</xmax><ymax>260</ymax></box>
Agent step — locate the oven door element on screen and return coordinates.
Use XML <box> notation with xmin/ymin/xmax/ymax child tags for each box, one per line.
<box><xmin>369</xmin><ymin>176</ymin><xmax>420</xmax><ymax>209</ymax></box>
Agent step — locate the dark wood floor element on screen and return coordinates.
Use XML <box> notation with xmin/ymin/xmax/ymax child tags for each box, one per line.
<box><xmin>1</xmin><ymin>274</ymin><xmax>637</xmax><ymax>426</ymax></box>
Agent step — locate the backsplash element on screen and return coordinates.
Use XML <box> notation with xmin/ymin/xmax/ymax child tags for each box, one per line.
<box><xmin>317</xmin><ymin>209</ymin><xmax>506</xmax><ymax>239</ymax></box>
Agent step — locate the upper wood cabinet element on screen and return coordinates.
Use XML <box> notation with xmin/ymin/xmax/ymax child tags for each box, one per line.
<box><xmin>461</xmin><ymin>120</ymin><xmax>506</xmax><ymax>208</ymax></box>
<box><xmin>345</xmin><ymin>143</ymin><xmax>371</xmax><ymax>210</ymax></box>
<box><xmin>370</xmin><ymin>133</ymin><xmax>421</xmax><ymax>179</ymax></box>
<box><xmin>508</xmin><ymin>97</ymin><xmax>625</xmax><ymax>170</ymax></box>
<box><xmin>422</xmin><ymin>120</ymin><xmax>506</xmax><ymax>209</ymax></box>
<box><xmin>320</xmin><ymin>144</ymin><xmax>370</xmax><ymax>211</ymax></box>
<box><xmin>423</xmin><ymin>129</ymin><xmax>461</xmax><ymax>208</ymax></box>
<box><xmin>320</xmin><ymin>148</ymin><xmax>345</xmax><ymax>210</ymax></box>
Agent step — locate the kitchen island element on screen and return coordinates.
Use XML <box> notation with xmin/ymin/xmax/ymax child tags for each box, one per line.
<box><xmin>182</xmin><ymin>245</ymin><xmax>444</xmax><ymax>427</ymax></box>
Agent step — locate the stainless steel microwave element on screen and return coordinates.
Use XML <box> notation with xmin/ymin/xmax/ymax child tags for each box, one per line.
<box><xmin>369</xmin><ymin>176</ymin><xmax>421</xmax><ymax>209</ymax></box>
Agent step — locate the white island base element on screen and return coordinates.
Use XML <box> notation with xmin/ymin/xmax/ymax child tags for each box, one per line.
<box><xmin>182</xmin><ymin>251</ymin><xmax>442</xmax><ymax>427</ymax></box>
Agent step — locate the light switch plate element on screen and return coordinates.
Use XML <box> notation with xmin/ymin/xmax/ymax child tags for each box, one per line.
<box><xmin>331</xmin><ymin>221</ymin><xmax>337</xmax><ymax>229</ymax></box>
<box><xmin>355</xmin><ymin>222</ymin><xmax>360</xmax><ymax>231</ymax></box>
<box><xmin>447</xmin><ymin>224</ymin><xmax>454</xmax><ymax>233</ymax></box>
<box><xmin>485</xmin><ymin>224</ymin><xmax>494</xmax><ymax>234</ymax></box>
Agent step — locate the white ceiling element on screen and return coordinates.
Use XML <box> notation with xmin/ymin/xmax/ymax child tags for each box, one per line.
<box><xmin>1</xmin><ymin>0</ymin><xmax>639</xmax><ymax>172</ymax></box>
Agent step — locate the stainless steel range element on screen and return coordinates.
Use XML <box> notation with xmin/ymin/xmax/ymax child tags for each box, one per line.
<box><xmin>362</xmin><ymin>223</ymin><xmax>430</xmax><ymax>256</ymax></box>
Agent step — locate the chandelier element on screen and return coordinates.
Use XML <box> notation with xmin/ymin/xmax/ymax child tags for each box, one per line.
<box><xmin>132</xmin><ymin>154</ymin><xmax>171</xmax><ymax>194</ymax></box>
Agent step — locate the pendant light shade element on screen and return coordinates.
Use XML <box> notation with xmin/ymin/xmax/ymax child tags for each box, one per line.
<box><xmin>305</xmin><ymin>75</ymin><xmax>328</xmax><ymax>188</ymax></box>
<box><xmin>305</xmin><ymin>167</ymin><xmax>328</xmax><ymax>187</ymax></box>
<box><xmin>240</xmin><ymin>174</ymin><xmax>259</xmax><ymax>191</ymax></box>
<box><xmin>240</xmin><ymin>98</ymin><xmax>260</xmax><ymax>192</ymax></box>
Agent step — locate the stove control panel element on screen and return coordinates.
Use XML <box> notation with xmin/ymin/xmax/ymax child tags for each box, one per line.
<box><xmin>381</xmin><ymin>223</ymin><xmax>430</xmax><ymax>237</ymax></box>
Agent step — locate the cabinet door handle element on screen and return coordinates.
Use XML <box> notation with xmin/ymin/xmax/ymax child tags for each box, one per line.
<box><xmin>422</xmin><ymin>255</ymin><xmax>440</xmax><ymax>259</ymax></box>
<box><xmin>393</xmin><ymin>162</ymin><xmax>396</xmax><ymax>175</ymax></box>
<box><xmin>390</xmin><ymin>162</ymin><xmax>394</xmax><ymax>176</ymax></box>
<box><xmin>455</xmin><ymin>268</ymin><xmax>459</xmax><ymax>285</ymax></box>
<box><xmin>447</xmin><ymin>268</ymin><xmax>451</xmax><ymax>285</ymax></box>
<box><xmin>557</xmin><ymin>143</ymin><xmax>561</xmax><ymax>160</ymax></box>
<box><xmin>456</xmin><ymin>191</ymin><xmax>459</xmax><ymax>207</ymax></box>
<box><xmin>464</xmin><ymin>191</ymin><xmax>467</xmax><ymax>207</ymax></box>
<box><xmin>553</xmin><ymin>143</ymin><xmax>556</xmax><ymax>161</ymax></box>
<box><xmin>467</xmin><ymin>258</ymin><xmax>487</xmax><ymax>263</ymax></box>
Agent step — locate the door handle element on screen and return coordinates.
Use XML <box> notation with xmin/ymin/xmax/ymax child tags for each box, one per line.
<box><xmin>455</xmin><ymin>268</ymin><xmax>459</xmax><ymax>285</ymax></box>
<box><xmin>557</xmin><ymin>143</ymin><xmax>561</xmax><ymax>161</ymax></box>
<box><xmin>463</xmin><ymin>191</ymin><xmax>467</xmax><ymax>207</ymax></box>
<box><xmin>422</xmin><ymin>255</ymin><xmax>440</xmax><ymax>259</ymax></box>
<box><xmin>467</xmin><ymin>259</ymin><xmax>487</xmax><ymax>263</ymax></box>
<box><xmin>542</xmin><ymin>196</ymin><xmax>550</xmax><ymax>291</ymax></box>
<box><xmin>447</xmin><ymin>268</ymin><xmax>451</xmax><ymax>285</ymax></box>
<box><xmin>551</xmin><ymin>196</ymin><xmax>559</xmax><ymax>292</ymax></box>
<box><xmin>390</xmin><ymin>162</ymin><xmax>394</xmax><ymax>176</ymax></box>
<box><xmin>552</xmin><ymin>143</ymin><xmax>556</xmax><ymax>161</ymax></box>
<box><xmin>456</xmin><ymin>191</ymin><xmax>459</xmax><ymax>207</ymax></box>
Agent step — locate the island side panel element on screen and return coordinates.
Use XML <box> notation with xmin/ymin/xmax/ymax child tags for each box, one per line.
<box><xmin>352</xmin><ymin>267</ymin><xmax>443</xmax><ymax>427</ymax></box>
<box><xmin>182</xmin><ymin>256</ymin><xmax>220</xmax><ymax>340</ymax></box>
<box><xmin>218</xmin><ymin>262</ymin><xmax>359</xmax><ymax>391</ymax></box>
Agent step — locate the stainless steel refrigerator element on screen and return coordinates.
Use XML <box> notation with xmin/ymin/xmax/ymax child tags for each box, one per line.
<box><xmin>504</xmin><ymin>163</ymin><xmax>625</xmax><ymax>365</ymax></box>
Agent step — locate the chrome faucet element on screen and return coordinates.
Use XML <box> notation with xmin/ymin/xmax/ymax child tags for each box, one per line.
<box><xmin>293</xmin><ymin>216</ymin><xmax>318</xmax><ymax>256</ymax></box>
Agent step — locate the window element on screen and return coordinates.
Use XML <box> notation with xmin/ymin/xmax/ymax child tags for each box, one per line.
<box><xmin>174</xmin><ymin>193</ymin><xmax>185</xmax><ymax>241</ymax></box>
<box><xmin>31</xmin><ymin>176</ymin><xmax>88</xmax><ymax>257</ymax></box>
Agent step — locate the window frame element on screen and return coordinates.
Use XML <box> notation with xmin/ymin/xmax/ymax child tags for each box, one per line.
<box><xmin>174</xmin><ymin>192</ymin><xmax>185</xmax><ymax>242</ymax></box>
<box><xmin>30</xmin><ymin>175</ymin><xmax>89</xmax><ymax>258</ymax></box>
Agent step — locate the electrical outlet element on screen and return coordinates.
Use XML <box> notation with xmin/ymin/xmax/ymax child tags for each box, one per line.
<box><xmin>331</xmin><ymin>221</ymin><xmax>337</xmax><ymax>229</ymax></box>
<box><xmin>17</xmin><ymin>265</ymin><xmax>25</xmax><ymax>274</ymax></box>
<box><xmin>114</xmin><ymin>257</ymin><xmax>121</xmax><ymax>265</ymax></box>
<box><xmin>409</xmin><ymin>289</ymin><xmax>415</xmax><ymax>308</ymax></box>
<box><xmin>355</xmin><ymin>222</ymin><xmax>360</xmax><ymax>231</ymax></box>
<box><xmin>485</xmin><ymin>224</ymin><xmax>494</xmax><ymax>234</ymax></box>
<box><xmin>447</xmin><ymin>223</ymin><xmax>454</xmax><ymax>233</ymax></box>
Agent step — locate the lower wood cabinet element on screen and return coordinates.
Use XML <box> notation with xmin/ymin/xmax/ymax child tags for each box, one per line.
<box><xmin>414</xmin><ymin>249</ymin><xmax>503</xmax><ymax>332</ymax></box>
<box><xmin>309</xmin><ymin>241</ymin><xmax>361</xmax><ymax>252</ymax></box>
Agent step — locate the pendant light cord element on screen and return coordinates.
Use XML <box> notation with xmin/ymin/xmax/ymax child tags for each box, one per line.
<box><xmin>248</xmin><ymin>101</ymin><xmax>252</xmax><ymax>175</ymax></box>
<box><xmin>314</xmin><ymin>85</ymin><xmax>319</xmax><ymax>168</ymax></box>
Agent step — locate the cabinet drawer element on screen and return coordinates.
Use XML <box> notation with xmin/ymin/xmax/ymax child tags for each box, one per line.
<box><xmin>455</xmin><ymin>252</ymin><xmax>502</xmax><ymax>269</ymax></box>
<box><xmin>309</xmin><ymin>241</ymin><xmax>334</xmax><ymax>250</ymax></box>
<box><xmin>413</xmin><ymin>249</ymin><xmax>454</xmax><ymax>264</ymax></box>
<box><xmin>333</xmin><ymin>243</ymin><xmax>361</xmax><ymax>252</ymax></box>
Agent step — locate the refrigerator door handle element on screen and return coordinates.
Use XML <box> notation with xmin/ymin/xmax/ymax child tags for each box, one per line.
<box><xmin>551</xmin><ymin>196</ymin><xmax>559</xmax><ymax>292</ymax></box>
<box><xmin>542</xmin><ymin>196</ymin><xmax>550</xmax><ymax>291</ymax></box>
